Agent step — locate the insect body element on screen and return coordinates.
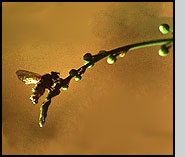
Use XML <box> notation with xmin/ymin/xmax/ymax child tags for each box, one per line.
<box><xmin>16</xmin><ymin>70</ymin><xmax>60</xmax><ymax>104</ymax></box>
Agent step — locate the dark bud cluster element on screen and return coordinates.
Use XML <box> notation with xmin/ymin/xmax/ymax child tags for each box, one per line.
<box><xmin>69</xmin><ymin>69</ymin><xmax>82</xmax><ymax>81</ymax></box>
<box><xmin>83</xmin><ymin>53</ymin><xmax>94</xmax><ymax>68</ymax></box>
<box><xmin>69</xmin><ymin>69</ymin><xmax>78</xmax><ymax>77</ymax></box>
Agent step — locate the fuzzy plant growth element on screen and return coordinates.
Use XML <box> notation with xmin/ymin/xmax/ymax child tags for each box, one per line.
<box><xmin>16</xmin><ymin>24</ymin><xmax>173</xmax><ymax>127</ymax></box>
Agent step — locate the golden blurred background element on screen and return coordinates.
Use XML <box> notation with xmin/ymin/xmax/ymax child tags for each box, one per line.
<box><xmin>2</xmin><ymin>2</ymin><xmax>173</xmax><ymax>155</ymax></box>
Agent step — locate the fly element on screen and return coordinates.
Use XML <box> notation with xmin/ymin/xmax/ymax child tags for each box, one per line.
<box><xmin>16</xmin><ymin>70</ymin><xmax>60</xmax><ymax>104</ymax></box>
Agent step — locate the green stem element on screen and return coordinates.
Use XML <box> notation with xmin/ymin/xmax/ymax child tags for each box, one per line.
<box><xmin>39</xmin><ymin>37</ymin><xmax>173</xmax><ymax>127</ymax></box>
<box><xmin>76</xmin><ymin>37</ymin><xmax>173</xmax><ymax>75</ymax></box>
<box><xmin>107</xmin><ymin>38</ymin><xmax>173</xmax><ymax>56</ymax></box>
<box><xmin>54</xmin><ymin>37</ymin><xmax>173</xmax><ymax>91</ymax></box>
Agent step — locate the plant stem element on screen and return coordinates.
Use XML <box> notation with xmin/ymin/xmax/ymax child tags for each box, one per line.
<box><xmin>76</xmin><ymin>38</ymin><xmax>173</xmax><ymax>75</ymax></box>
<box><xmin>55</xmin><ymin>37</ymin><xmax>174</xmax><ymax>91</ymax></box>
<box><xmin>117</xmin><ymin>38</ymin><xmax>173</xmax><ymax>51</ymax></box>
<box><xmin>40</xmin><ymin>37</ymin><xmax>173</xmax><ymax>127</ymax></box>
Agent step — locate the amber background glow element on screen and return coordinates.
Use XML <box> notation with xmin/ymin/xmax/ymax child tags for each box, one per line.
<box><xmin>2</xmin><ymin>2</ymin><xmax>173</xmax><ymax>155</ymax></box>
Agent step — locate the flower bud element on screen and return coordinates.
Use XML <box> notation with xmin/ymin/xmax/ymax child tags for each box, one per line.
<box><xmin>119</xmin><ymin>51</ymin><xmax>126</xmax><ymax>58</ymax></box>
<box><xmin>158</xmin><ymin>45</ymin><xmax>169</xmax><ymax>56</ymax></box>
<box><xmin>69</xmin><ymin>69</ymin><xmax>78</xmax><ymax>77</ymax></box>
<box><xmin>159</xmin><ymin>24</ymin><xmax>170</xmax><ymax>34</ymax></box>
<box><xmin>62</xmin><ymin>84</ymin><xmax>68</xmax><ymax>91</ymax></box>
<box><xmin>75</xmin><ymin>75</ymin><xmax>82</xmax><ymax>81</ymax></box>
<box><xmin>83</xmin><ymin>53</ymin><xmax>92</xmax><ymax>61</ymax></box>
<box><xmin>107</xmin><ymin>55</ymin><xmax>117</xmax><ymax>64</ymax></box>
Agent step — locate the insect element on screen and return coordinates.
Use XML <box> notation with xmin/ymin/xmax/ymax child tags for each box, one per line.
<box><xmin>16</xmin><ymin>70</ymin><xmax>60</xmax><ymax>104</ymax></box>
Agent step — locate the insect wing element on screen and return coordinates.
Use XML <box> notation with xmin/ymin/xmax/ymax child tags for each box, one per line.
<box><xmin>16</xmin><ymin>70</ymin><xmax>42</xmax><ymax>85</ymax></box>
